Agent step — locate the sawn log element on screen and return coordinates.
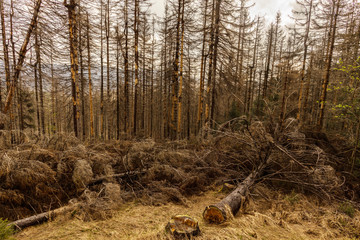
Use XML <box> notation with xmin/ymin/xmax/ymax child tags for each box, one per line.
<box><xmin>203</xmin><ymin>161</ymin><xmax>267</xmax><ymax>224</ymax></box>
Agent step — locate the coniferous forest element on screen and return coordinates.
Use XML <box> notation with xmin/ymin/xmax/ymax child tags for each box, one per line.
<box><xmin>0</xmin><ymin>0</ymin><xmax>360</xmax><ymax>239</ymax></box>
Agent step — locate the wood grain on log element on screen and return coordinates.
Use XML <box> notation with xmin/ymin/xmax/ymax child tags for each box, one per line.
<box><xmin>203</xmin><ymin>161</ymin><xmax>267</xmax><ymax>224</ymax></box>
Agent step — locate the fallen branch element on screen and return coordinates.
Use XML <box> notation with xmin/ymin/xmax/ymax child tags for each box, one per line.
<box><xmin>203</xmin><ymin>161</ymin><xmax>267</xmax><ymax>224</ymax></box>
<box><xmin>10</xmin><ymin>204</ymin><xmax>79</xmax><ymax>230</ymax></box>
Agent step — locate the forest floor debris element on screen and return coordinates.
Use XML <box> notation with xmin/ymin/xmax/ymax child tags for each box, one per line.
<box><xmin>0</xmin><ymin>120</ymin><xmax>359</xmax><ymax>238</ymax></box>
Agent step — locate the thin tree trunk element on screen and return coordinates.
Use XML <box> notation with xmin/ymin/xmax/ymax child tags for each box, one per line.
<box><xmin>197</xmin><ymin>0</ymin><xmax>209</xmax><ymax>132</ymax></box>
<box><xmin>297</xmin><ymin>0</ymin><xmax>313</xmax><ymax>123</ymax></box>
<box><xmin>64</xmin><ymin>0</ymin><xmax>80</xmax><ymax>137</ymax></box>
<box><xmin>0</xmin><ymin>0</ymin><xmax>11</xmax><ymax>91</ymax></box>
<box><xmin>116</xmin><ymin>26</ymin><xmax>120</xmax><ymax>139</ymax></box>
<box><xmin>79</xmin><ymin>5</ymin><xmax>86</xmax><ymax>139</ymax></box>
<box><xmin>205</xmin><ymin>0</ymin><xmax>215</xmax><ymax>126</ymax></box>
<box><xmin>4</xmin><ymin>0</ymin><xmax>42</xmax><ymax>115</ymax></box>
<box><xmin>86</xmin><ymin>12</ymin><xmax>94</xmax><ymax>138</ymax></box>
<box><xmin>263</xmin><ymin>25</ymin><xmax>273</xmax><ymax>98</ymax></box>
<box><xmin>303</xmin><ymin>53</ymin><xmax>313</xmax><ymax>124</ymax></box>
<box><xmin>209</xmin><ymin>0</ymin><xmax>221</xmax><ymax>127</ymax></box>
<box><xmin>177</xmin><ymin>0</ymin><xmax>185</xmax><ymax>139</ymax></box>
<box><xmin>170</xmin><ymin>0</ymin><xmax>182</xmax><ymax>139</ymax></box>
<box><xmin>124</xmin><ymin>0</ymin><xmax>129</xmax><ymax>135</ymax></box>
<box><xmin>50</xmin><ymin>42</ymin><xmax>56</xmax><ymax>134</ymax></box>
<box><xmin>100</xmin><ymin>0</ymin><xmax>104</xmax><ymax>138</ymax></box>
<box><xmin>150</xmin><ymin>17</ymin><xmax>155</xmax><ymax>137</ymax></box>
<box><xmin>142</xmin><ymin>13</ymin><xmax>146</xmax><ymax>133</ymax></box>
<box><xmin>133</xmin><ymin>0</ymin><xmax>139</xmax><ymax>136</ymax></box>
<box><xmin>106</xmin><ymin>0</ymin><xmax>110</xmax><ymax>139</ymax></box>
<box><xmin>35</xmin><ymin>26</ymin><xmax>45</xmax><ymax>135</ymax></box>
<box><xmin>317</xmin><ymin>0</ymin><xmax>340</xmax><ymax>131</ymax></box>
<box><xmin>34</xmin><ymin>58</ymin><xmax>40</xmax><ymax>135</ymax></box>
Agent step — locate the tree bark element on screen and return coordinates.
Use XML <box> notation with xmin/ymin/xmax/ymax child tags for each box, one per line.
<box><xmin>316</xmin><ymin>0</ymin><xmax>340</xmax><ymax>131</ymax></box>
<box><xmin>86</xmin><ymin>12</ymin><xmax>94</xmax><ymax>138</ymax></box>
<box><xmin>64</xmin><ymin>0</ymin><xmax>80</xmax><ymax>138</ymax></box>
<box><xmin>203</xmin><ymin>160</ymin><xmax>267</xmax><ymax>224</ymax></box>
<box><xmin>297</xmin><ymin>0</ymin><xmax>313</xmax><ymax>123</ymax></box>
<box><xmin>124</xmin><ymin>0</ymin><xmax>129</xmax><ymax>135</ymax></box>
<box><xmin>35</xmin><ymin>26</ymin><xmax>45</xmax><ymax>135</ymax></box>
<box><xmin>133</xmin><ymin>0</ymin><xmax>139</xmax><ymax>136</ymax></box>
<box><xmin>100</xmin><ymin>0</ymin><xmax>104</xmax><ymax>138</ymax></box>
<box><xmin>3</xmin><ymin>0</ymin><xmax>42</xmax><ymax>115</ymax></box>
<box><xmin>197</xmin><ymin>0</ymin><xmax>209</xmax><ymax>133</ymax></box>
<box><xmin>106</xmin><ymin>0</ymin><xmax>110</xmax><ymax>139</ymax></box>
<box><xmin>10</xmin><ymin>204</ymin><xmax>79</xmax><ymax>230</ymax></box>
<box><xmin>0</xmin><ymin>0</ymin><xmax>11</xmax><ymax>92</ymax></box>
<box><xmin>177</xmin><ymin>0</ymin><xmax>185</xmax><ymax>139</ymax></box>
<box><xmin>263</xmin><ymin>24</ymin><xmax>273</xmax><ymax>98</ymax></box>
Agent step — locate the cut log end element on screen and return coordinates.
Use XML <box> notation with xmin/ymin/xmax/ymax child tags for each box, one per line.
<box><xmin>203</xmin><ymin>205</ymin><xmax>226</xmax><ymax>224</ymax></box>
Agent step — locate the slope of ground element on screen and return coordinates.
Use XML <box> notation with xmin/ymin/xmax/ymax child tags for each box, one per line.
<box><xmin>15</xmin><ymin>188</ymin><xmax>360</xmax><ymax>240</ymax></box>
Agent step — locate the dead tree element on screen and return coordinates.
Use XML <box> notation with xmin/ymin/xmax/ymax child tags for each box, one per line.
<box><xmin>4</xmin><ymin>0</ymin><xmax>42</xmax><ymax>115</ymax></box>
<box><xmin>64</xmin><ymin>0</ymin><xmax>80</xmax><ymax>137</ymax></box>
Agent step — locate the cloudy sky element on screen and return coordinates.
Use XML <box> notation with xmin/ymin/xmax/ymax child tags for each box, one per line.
<box><xmin>150</xmin><ymin>0</ymin><xmax>298</xmax><ymax>25</ymax></box>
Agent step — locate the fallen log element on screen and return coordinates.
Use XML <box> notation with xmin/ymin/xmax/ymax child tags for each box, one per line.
<box><xmin>203</xmin><ymin>161</ymin><xmax>267</xmax><ymax>224</ymax></box>
<box><xmin>10</xmin><ymin>204</ymin><xmax>79</xmax><ymax>230</ymax></box>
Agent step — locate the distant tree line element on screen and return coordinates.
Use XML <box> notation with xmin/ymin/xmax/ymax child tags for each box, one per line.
<box><xmin>0</xmin><ymin>0</ymin><xmax>359</xmax><ymax>145</ymax></box>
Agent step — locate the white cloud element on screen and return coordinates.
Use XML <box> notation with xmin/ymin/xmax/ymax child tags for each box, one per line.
<box><xmin>150</xmin><ymin>0</ymin><xmax>297</xmax><ymax>25</ymax></box>
<box><xmin>251</xmin><ymin>0</ymin><xmax>297</xmax><ymax>25</ymax></box>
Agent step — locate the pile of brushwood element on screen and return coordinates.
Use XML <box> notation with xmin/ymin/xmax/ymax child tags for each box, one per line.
<box><xmin>0</xmin><ymin>118</ymin><xmax>359</xmax><ymax>227</ymax></box>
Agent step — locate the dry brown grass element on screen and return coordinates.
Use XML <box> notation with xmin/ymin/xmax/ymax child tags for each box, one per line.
<box><xmin>15</xmin><ymin>188</ymin><xmax>360</xmax><ymax>240</ymax></box>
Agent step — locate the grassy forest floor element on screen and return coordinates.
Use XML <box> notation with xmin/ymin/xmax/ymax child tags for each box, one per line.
<box><xmin>15</xmin><ymin>188</ymin><xmax>360</xmax><ymax>240</ymax></box>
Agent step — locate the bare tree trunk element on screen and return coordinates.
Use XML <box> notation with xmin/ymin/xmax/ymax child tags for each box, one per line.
<box><xmin>50</xmin><ymin>42</ymin><xmax>56</xmax><ymax>135</ymax></box>
<box><xmin>205</xmin><ymin>0</ymin><xmax>215</xmax><ymax>126</ymax></box>
<box><xmin>0</xmin><ymin>0</ymin><xmax>10</xmax><ymax>91</ymax></box>
<box><xmin>297</xmin><ymin>0</ymin><xmax>313</xmax><ymax>123</ymax></box>
<box><xmin>150</xmin><ymin>17</ymin><xmax>155</xmax><ymax>137</ymax></box>
<box><xmin>133</xmin><ymin>0</ymin><xmax>140</xmax><ymax>136</ymax></box>
<box><xmin>263</xmin><ymin>25</ymin><xmax>273</xmax><ymax>98</ymax></box>
<box><xmin>34</xmin><ymin>58</ymin><xmax>40</xmax><ymax>135</ymax></box>
<box><xmin>197</xmin><ymin>0</ymin><xmax>209</xmax><ymax>133</ymax></box>
<box><xmin>317</xmin><ymin>0</ymin><xmax>340</xmax><ymax>131</ymax></box>
<box><xmin>209</xmin><ymin>0</ymin><xmax>221</xmax><ymax>128</ymax></box>
<box><xmin>100</xmin><ymin>0</ymin><xmax>104</xmax><ymax>138</ymax></box>
<box><xmin>303</xmin><ymin>53</ymin><xmax>313</xmax><ymax>124</ymax></box>
<box><xmin>64</xmin><ymin>0</ymin><xmax>80</xmax><ymax>137</ymax></box>
<box><xmin>170</xmin><ymin>0</ymin><xmax>182</xmax><ymax>139</ymax></box>
<box><xmin>78</xmin><ymin>4</ymin><xmax>86</xmax><ymax>139</ymax></box>
<box><xmin>35</xmin><ymin>26</ymin><xmax>45</xmax><ymax>135</ymax></box>
<box><xmin>106</xmin><ymin>0</ymin><xmax>110</xmax><ymax>139</ymax></box>
<box><xmin>177</xmin><ymin>0</ymin><xmax>185</xmax><ymax>139</ymax></box>
<box><xmin>116</xmin><ymin>26</ymin><xmax>120</xmax><ymax>139</ymax></box>
<box><xmin>124</xmin><ymin>0</ymin><xmax>129</xmax><ymax>135</ymax></box>
<box><xmin>141</xmin><ymin>13</ymin><xmax>146</xmax><ymax>134</ymax></box>
<box><xmin>4</xmin><ymin>0</ymin><xmax>42</xmax><ymax>115</ymax></box>
<box><xmin>86</xmin><ymin>12</ymin><xmax>94</xmax><ymax>138</ymax></box>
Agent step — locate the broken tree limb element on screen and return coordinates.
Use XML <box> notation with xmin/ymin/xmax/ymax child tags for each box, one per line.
<box><xmin>10</xmin><ymin>203</ymin><xmax>79</xmax><ymax>230</ymax></box>
<box><xmin>203</xmin><ymin>161</ymin><xmax>267</xmax><ymax>224</ymax></box>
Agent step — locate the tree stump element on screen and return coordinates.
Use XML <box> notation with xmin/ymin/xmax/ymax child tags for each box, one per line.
<box><xmin>165</xmin><ymin>215</ymin><xmax>200</xmax><ymax>239</ymax></box>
